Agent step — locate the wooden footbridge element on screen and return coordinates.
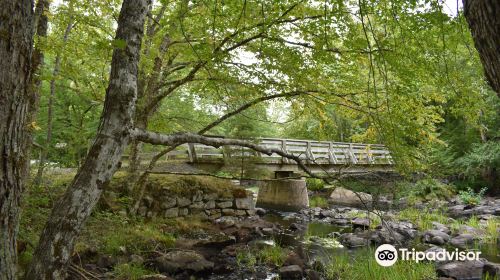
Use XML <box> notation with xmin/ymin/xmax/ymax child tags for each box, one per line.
<box><xmin>132</xmin><ymin>137</ymin><xmax>395</xmax><ymax>175</ymax></box>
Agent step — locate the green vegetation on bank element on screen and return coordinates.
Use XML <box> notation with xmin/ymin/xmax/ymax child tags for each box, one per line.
<box><xmin>325</xmin><ymin>248</ymin><xmax>437</xmax><ymax>280</ymax></box>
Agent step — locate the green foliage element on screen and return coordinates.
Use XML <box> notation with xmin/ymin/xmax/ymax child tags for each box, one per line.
<box><xmin>113</xmin><ymin>263</ymin><xmax>156</xmax><ymax>280</ymax></box>
<box><xmin>398</xmin><ymin>178</ymin><xmax>455</xmax><ymax>203</ymax></box>
<box><xmin>325</xmin><ymin>248</ymin><xmax>437</xmax><ymax>280</ymax></box>
<box><xmin>306</xmin><ymin>178</ymin><xmax>325</xmax><ymax>191</ymax></box>
<box><xmin>309</xmin><ymin>196</ymin><xmax>329</xmax><ymax>208</ymax></box>
<box><xmin>78</xmin><ymin>213</ymin><xmax>175</xmax><ymax>255</ymax></box>
<box><xmin>458</xmin><ymin>187</ymin><xmax>487</xmax><ymax>206</ymax></box>
<box><xmin>236</xmin><ymin>243</ymin><xmax>287</xmax><ymax>268</ymax></box>
<box><xmin>397</xmin><ymin>208</ymin><xmax>448</xmax><ymax>231</ymax></box>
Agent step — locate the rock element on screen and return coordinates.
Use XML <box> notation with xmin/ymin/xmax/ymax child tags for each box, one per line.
<box><xmin>164</xmin><ymin>207</ymin><xmax>179</xmax><ymax>218</ymax></box>
<box><xmin>235</xmin><ymin>209</ymin><xmax>247</xmax><ymax>216</ymax></box>
<box><xmin>370</xmin><ymin>229</ymin><xmax>406</xmax><ymax>245</ymax></box>
<box><xmin>216</xmin><ymin>201</ymin><xmax>234</xmax><ymax>208</ymax></box>
<box><xmin>154</xmin><ymin>250</ymin><xmax>214</xmax><ymax>274</ymax></box>
<box><xmin>289</xmin><ymin>223</ymin><xmax>303</xmax><ymax>231</ymax></box>
<box><xmin>261</xmin><ymin>227</ymin><xmax>274</xmax><ymax>235</ymax></box>
<box><xmin>339</xmin><ymin>233</ymin><xmax>369</xmax><ymax>248</ymax></box>
<box><xmin>246</xmin><ymin>209</ymin><xmax>256</xmax><ymax>216</ymax></box>
<box><xmin>432</xmin><ymin>222</ymin><xmax>451</xmax><ymax>235</ymax></box>
<box><xmin>329</xmin><ymin>187</ymin><xmax>372</xmax><ymax>208</ymax></box>
<box><xmin>255</xmin><ymin>208</ymin><xmax>267</xmax><ymax>216</ymax></box>
<box><xmin>436</xmin><ymin>260</ymin><xmax>484</xmax><ymax>280</ymax></box>
<box><xmin>235</xmin><ymin>197</ymin><xmax>254</xmax><ymax>210</ymax></box>
<box><xmin>351</xmin><ymin>217</ymin><xmax>370</xmax><ymax>229</ymax></box>
<box><xmin>139</xmin><ymin>274</ymin><xmax>173</xmax><ymax>280</ymax></box>
<box><xmin>160</xmin><ymin>197</ymin><xmax>177</xmax><ymax>209</ymax></box>
<box><xmin>204</xmin><ymin>200</ymin><xmax>216</xmax><ymax>209</ymax></box>
<box><xmin>143</xmin><ymin>195</ymin><xmax>154</xmax><ymax>207</ymax></box>
<box><xmin>422</xmin><ymin>230</ymin><xmax>450</xmax><ymax>245</ymax></box>
<box><xmin>305</xmin><ymin>269</ymin><xmax>321</xmax><ymax>280</ymax></box>
<box><xmin>320</xmin><ymin>210</ymin><xmax>335</xmax><ymax>218</ymax></box>
<box><xmin>483</xmin><ymin>262</ymin><xmax>500</xmax><ymax>278</ymax></box>
<box><xmin>129</xmin><ymin>254</ymin><xmax>144</xmax><ymax>265</ymax></box>
<box><xmin>192</xmin><ymin>191</ymin><xmax>203</xmax><ymax>202</ymax></box>
<box><xmin>216</xmin><ymin>216</ymin><xmax>237</xmax><ymax>229</ymax></box>
<box><xmin>222</xmin><ymin>209</ymin><xmax>236</xmax><ymax>216</ymax></box>
<box><xmin>431</xmin><ymin>236</ymin><xmax>446</xmax><ymax>245</ymax></box>
<box><xmin>332</xmin><ymin>218</ymin><xmax>349</xmax><ymax>225</ymax></box>
<box><xmin>284</xmin><ymin>252</ymin><xmax>305</xmax><ymax>269</ymax></box>
<box><xmin>448</xmin><ymin>205</ymin><xmax>466</xmax><ymax>218</ymax></box>
<box><xmin>203</xmin><ymin>193</ymin><xmax>218</xmax><ymax>201</ymax></box>
<box><xmin>178</xmin><ymin>208</ymin><xmax>188</xmax><ymax>216</ymax></box>
<box><xmin>195</xmin><ymin>233</ymin><xmax>236</xmax><ymax>248</ymax></box>
<box><xmin>177</xmin><ymin>197</ymin><xmax>191</xmax><ymax>207</ymax></box>
<box><xmin>450</xmin><ymin>234</ymin><xmax>475</xmax><ymax>249</ymax></box>
<box><xmin>279</xmin><ymin>265</ymin><xmax>303</xmax><ymax>280</ymax></box>
<box><xmin>189</xmin><ymin>201</ymin><xmax>205</xmax><ymax>209</ymax></box>
<box><xmin>424</xmin><ymin>246</ymin><xmax>451</xmax><ymax>263</ymax></box>
<box><xmin>96</xmin><ymin>254</ymin><xmax>117</xmax><ymax>269</ymax></box>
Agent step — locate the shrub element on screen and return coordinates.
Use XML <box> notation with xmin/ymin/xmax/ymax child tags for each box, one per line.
<box><xmin>306</xmin><ymin>178</ymin><xmax>325</xmax><ymax>191</ymax></box>
<box><xmin>458</xmin><ymin>187</ymin><xmax>487</xmax><ymax>206</ymax></box>
<box><xmin>397</xmin><ymin>178</ymin><xmax>455</xmax><ymax>203</ymax></box>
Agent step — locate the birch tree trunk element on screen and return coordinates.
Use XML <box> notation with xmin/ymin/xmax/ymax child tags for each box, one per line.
<box><xmin>463</xmin><ymin>0</ymin><xmax>500</xmax><ymax>96</ymax></box>
<box><xmin>0</xmin><ymin>1</ymin><xmax>35</xmax><ymax>279</ymax></box>
<box><xmin>26</xmin><ymin>0</ymin><xmax>149</xmax><ymax>278</ymax></box>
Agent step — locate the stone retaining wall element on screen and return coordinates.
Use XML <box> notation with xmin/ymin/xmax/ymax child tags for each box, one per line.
<box><xmin>137</xmin><ymin>189</ymin><xmax>255</xmax><ymax>220</ymax></box>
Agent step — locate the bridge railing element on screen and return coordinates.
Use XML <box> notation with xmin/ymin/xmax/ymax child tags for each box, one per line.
<box><xmin>163</xmin><ymin>138</ymin><xmax>394</xmax><ymax>165</ymax></box>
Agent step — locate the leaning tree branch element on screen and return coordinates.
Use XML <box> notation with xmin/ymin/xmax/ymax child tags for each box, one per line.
<box><xmin>132</xmin><ymin>130</ymin><xmax>317</xmax><ymax>178</ymax></box>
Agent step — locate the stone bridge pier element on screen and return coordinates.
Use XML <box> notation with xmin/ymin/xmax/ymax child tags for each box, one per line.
<box><xmin>256</xmin><ymin>172</ymin><xmax>309</xmax><ymax>211</ymax></box>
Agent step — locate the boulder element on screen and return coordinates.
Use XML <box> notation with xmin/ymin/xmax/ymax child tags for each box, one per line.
<box><xmin>432</xmin><ymin>222</ymin><xmax>451</xmax><ymax>235</ymax></box>
<box><xmin>436</xmin><ymin>260</ymin><xmax>484</xmax><ymax>280</ymax></box>
<box><xmin>351</xmin><ymin>217</ymin><xmax>370</xmax><ymax>229</ymax></box>
<box><xmin>339</xmin><ymin>233</ymin><xmax>369</xmax><ymax>248</ymax></box>
<box><xmin>329</xmin><ymin>187</ymin><xmax>372</xmax><ymax>208</ymax></box>
<box><xmin>279</xmin><ymin>265</ymin><xmax>303</xmax><ymax>280</ymax></box>
<box><xmin>422</xmin><ymin>230</ymin><xmax>450</xmax><ymax>245</ymax></box>
<box><xmin>154</xmin><ymin>250</ymin><xmax>214</xmax><ymax>274</ymax></box>
<box><xmin>450</xmin><ymin>234</ymin><xmax>475</xmax><ymax>249</ymax></box>
<box><xmin>483</xmin><ymin>262</ymin><xmax>500</xmax><ymax>279</ymax></box>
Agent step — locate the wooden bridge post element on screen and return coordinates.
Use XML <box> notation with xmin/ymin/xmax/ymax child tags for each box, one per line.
<box><xmin>306</xmin><ymin>141</ymin><xmax>315</xmax><ymax>164</ymax></box>
<box><xmin>366</xmin><ymin>144</ymin><xmax>374</xmax><ymax>164</ymax></box>
<box><xmin>187</xmin><ymin>143</ymin><xmax>197</xmax><ymax>163</ymax></box>
<box><xmin>328</xmin><ymin>142</ymin><xmax>338</xmax><ymax>164</ymax></box>
<box><xmin>281</xmin><ymin>139</ymin><xmax>290</xmax><ymax>164</ymax></box>
<box><xmin>348</xmin><ymin>143</ymin><xmax>358</xmax><ymax>164</ymax></box>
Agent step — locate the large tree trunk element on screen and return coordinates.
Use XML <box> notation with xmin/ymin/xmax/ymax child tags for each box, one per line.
<box><xmin>463</xmin><ymin>0</ymin><xmax>500</xmax><ymax>96</ymax></box>
<box><xmin>0</xmin><ymin>1</ymin><xmax>35</xmax><ymax>279</ymax></box>
<box><xmin>25</xmin><ymin>0</ymin><xmax>149</xmax><ymax>278</ymax></box>
<box><xmin>33</xmin><ymin>19</ymin><xmax>74</xmax><ymax>187</ymax></box>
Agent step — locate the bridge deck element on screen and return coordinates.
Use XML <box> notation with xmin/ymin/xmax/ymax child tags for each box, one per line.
<box><xmin>126</xmin><ymin>137</ymin><xmax>394</xmax><ymax>174</ymax></box>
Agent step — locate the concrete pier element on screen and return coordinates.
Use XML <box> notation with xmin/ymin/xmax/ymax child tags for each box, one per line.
<box><xmin>256</xmin><ymin>179</ymin><xmax>309</xmax><ymax>212</ymax></box>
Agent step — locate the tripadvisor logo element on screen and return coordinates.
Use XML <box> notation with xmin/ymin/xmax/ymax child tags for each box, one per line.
<box><xmin>375</xmin><ymin>244</ymin><xmax>482</xmax><ymax>267</ymax></box>
<box><xmin>375</xmin><ymin>244</ymin><xmax>398</xmax><ymax>267</ymax></box>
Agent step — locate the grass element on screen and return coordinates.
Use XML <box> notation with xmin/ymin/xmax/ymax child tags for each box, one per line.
<box><xmin>450</xmin><ymin>216</ymin><xmax>500</xmax><ymax>243</ymax></box>
<box><xmin>397</xmin><ymin>207</ymin><xmax>448</xmax><ymax>231</ymax></box>
<box><xmin>309</xmin><ymin>196</ymin><xmax>329</xmax><ymax>208</ymax></box>
<box><xmin>325</xmin><ymin>248</ymin><xmax>437</xmax><ymax>280</ymax></box>
<box><xmin>113</xmin><ymin>263</ymin><xmax>156</xmax><ymax>280</ymax></box>
<box><xmin>235</xmin><ymin>241</ymin><xmax>288</xmax><ymax>268</ymax></box>
<box><xmin>76</xmin><ymin>212</ymin><xmax>176</xmax><ymax>255</ymax></box>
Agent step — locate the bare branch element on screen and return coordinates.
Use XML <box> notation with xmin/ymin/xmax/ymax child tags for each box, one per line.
<box><xmin>132</xmin><ymin>130</ymin><xmax>317</xmax><ymax>178</ymax></box>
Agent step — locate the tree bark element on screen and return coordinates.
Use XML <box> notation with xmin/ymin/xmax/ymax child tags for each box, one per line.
<box><xmin>0</xmin><ymin>1</ymin><xmax>35</xmax><ymax>279</ymax></box>
<box><xmin>33</xmin><ymin>19</ymin><xmax>74</xmax><ymax>187</ymax></box>
<box><xmin>463</xmin><ymin>0</ymin><xmax>500</xmax><ymax>96</ymax></box>
<box><xmin>25</xmin><ymin>0</ymin><xmax>149</xmax><ymax>278</ymax></box>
